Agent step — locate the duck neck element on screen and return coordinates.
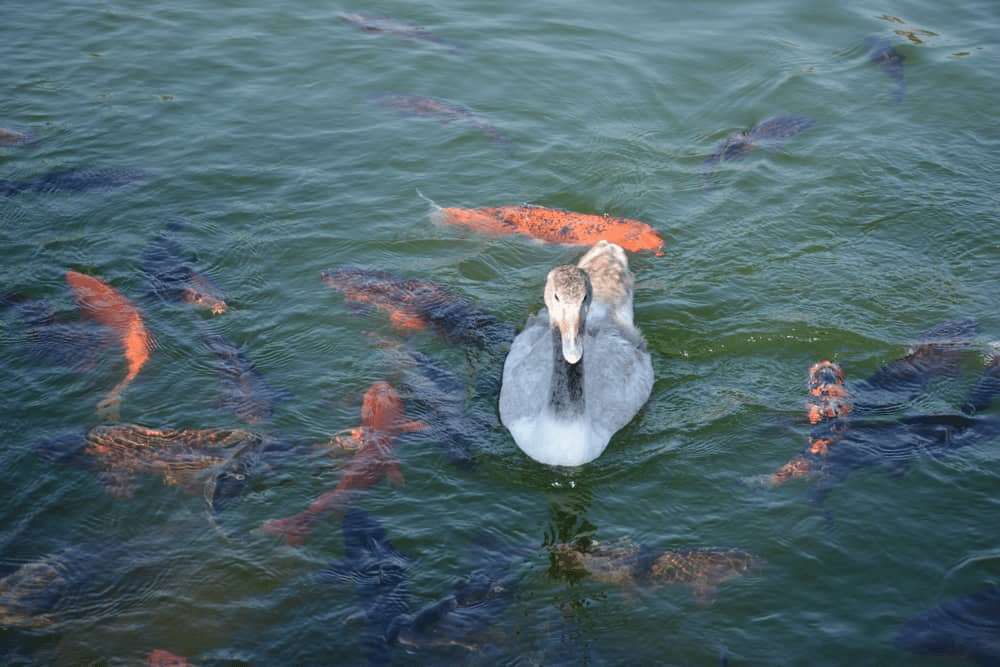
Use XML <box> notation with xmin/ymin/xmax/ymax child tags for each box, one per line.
<box><xmin>549</xmin><ymin>326</ymin><xmax>584</xmax><ymax>417</ymax></box>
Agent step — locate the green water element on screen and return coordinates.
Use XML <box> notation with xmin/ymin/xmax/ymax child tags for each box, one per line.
<box><xmin>2</xmin><ymin>0</ymin><xmax>999</xmax><ymax>664</ymax></box>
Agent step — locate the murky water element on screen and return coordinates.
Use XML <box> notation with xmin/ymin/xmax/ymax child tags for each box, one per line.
<box><xmin>2</xmin><ymin>0</ymin><xmax>999</xmax><ymax>664</ymax></box>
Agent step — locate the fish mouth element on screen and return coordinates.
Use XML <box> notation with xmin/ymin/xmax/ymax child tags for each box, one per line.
<box><xmin>808</xmin><ymin>360</ymin><xmax>843</xmax><ymax>389</ymax></box>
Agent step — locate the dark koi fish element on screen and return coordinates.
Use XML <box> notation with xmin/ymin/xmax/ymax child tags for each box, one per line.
<box><xmin>143</xmin><ymin>219</ymin><xmax>228</xmax><ymax>314</ymax></box>
<box><xmin>339</xmin><ymin>11</ymin><xmax>464</xmax><ymax>56</ymax></box>
<box><xmin>0</xmin><ymin>168</ymin><xmax>154</xmax><ymax>196</ymax></box>
<box><xmin>758</xmin><ymin>319</ymin><xmax>1000</xmax><ymax>510</ymax></box>
<box><xmin>321</xmin><ymin>266</ymin><xmax>515</xmax><ymax>348</ymax></box>
<box><xmin>0</xmin><ymin>546</ymin><xmax>107</xmax><ymax>627</ymax></box>
<box><xmin>367</xmin><ymin>93</ymin><xmax>508</xmax><ymax>154</ymax></box>
<box><xmin>202</xmin><ymin>332</ymin><xmax>291</xmax><ymax>424</ymax></box>
<box><xmin>433</xmin><ymin>204</ymin><xmax>664</xmax><ymax>255</ymax></box>
<box><xmin>702</xmin><ymin>115</ymin><xmax>814</xmax><ymax>184</ymax></box>
<box><xmin>865</xmin><ymin>36</ymin><xmax>905</xmax><ymax>102</ymax></box>
<box><xmin>0</xmin><ymin>293</ymin><xmax>110</xmax><ymax>370</ymax></box>
<box><xmin>397</xmin><ymin>553</ymin><xmax>517</xmax><ymax>652</ymax></box>
<box><xmin>65</xmin><ymin>270</ymin><xmax>155</xmax><ymax>413</ymax></box>
<box><xmin>375</xmin><ymin>339</ymin><xmax>493</xmax><ymax>470</ymax></box>
<box><xmin>316</xmin><ymin>507</ymin><xmax>415</xmax><ymax>666</ymax></box>
<box><xmin>894</xmin><ymin>587</ymin><xmax>1000</xmax><ymax>666</ymax></box>
<box><xmin>260</xmin><ymin>381</ymin><xmax>426</xmax><ymax>546</ymax></box>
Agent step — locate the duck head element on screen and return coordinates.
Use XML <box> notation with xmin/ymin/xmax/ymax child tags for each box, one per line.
<box><xmin>544</xmin><ymin>265</ymin><xmax>591</xmax><ymax>364</ymax></box>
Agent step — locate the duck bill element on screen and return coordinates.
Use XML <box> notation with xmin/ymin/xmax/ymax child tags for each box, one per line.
<box><xmin>557</xmin><ymin>317</ymin><xmax>584</xmax><ymax>364</ymax></box>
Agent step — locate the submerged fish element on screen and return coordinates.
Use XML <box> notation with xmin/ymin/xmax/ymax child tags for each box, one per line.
<box><xmin>339</xmin><ymin>11</ymin><xmax>464</xmax><ymax>56</ymax></box>
<box><xmin>367</xmin><ymin>93</ymin><xmax>507</xmax><ymax>154</ymax></box>
<box><xmin>37</xmin><ymin>423</ymin><xmax>263</xmax><ymax>499</ymax></box>
<box><xmin>0</xmin><ymin>168</ymin><xmax>154</xmax><ymax>196</ymax></box>
<box><xmin>316</xmin><ymin>507</ymin><xmax>415</xmax><ymax>667</ymax></box>
<box><xmin>143</xmin><ymin>220</ymin><xmax>228</xmax><ymax>314</ymax></box>
<box><xmin>894</xmin><ymin>587</ymin><xmax>1000</xmax><ymax>666</ymax></box>
<box><xmin>0</xmin><ymin>127</ymin><xmax>36</xmax><ymax>146</ymax></box>
<box><xmin>321</xmin><ymin>267</ymin><xmax>515</xmax><ymax>348</ymax></box>
<box><xmin>433</xmin><ymin>204</ymin><xmax>665</xmax><ymax>255</ymax></box>
<box><xmin>0</xmin><ymin>548</ymin><xmax>92</xmax><ymax>627</ymax></box>
<box><xmin>260</xmin><ymin>381</ymin><xmax>426</xmax><ymax>546</ymax></box>
<box><xmin>760</xmin><ymin>319</ymin><xmax>1000</xmax><ymax>507</ymax></box>
<box><xmin>702</xmin><ymin>115</ymin><xmax>815</xmax><ymax>184</ymax></box>
<box><xmin>865</xmin><ymin>36</ymin><xmax>905</xmax><ymax>102</ymax></box>
<box><xmin>202</xmin><ymin>332</ymin><xmax>291</xmax><ymax>424</ymax></box>
<box><xmin>0</xmin><ymin>543</ymin><xmax>132</xmax><ymax>628</ymax></box>
<box><xmin>765</xmin><ymin>413</ymin><xmax>1000</xmax><ymax>496</ymax></box>
<box><xmin>205</xmin><ymin>433</ymin><xmax>318</xmax><ymax>521</ymax></box>
<box><xmin>375</xmin><ymin>340</ymin><xmax>495</xmax><ymax>469</ymax></box>
<box><xmin>551</xmin><ymin>539</ymin><xmax>762</xmax><ymax>606</ymax></box>
<box><xmin>0</xmin><ymin>294</ymin><xmax>110</xmax><ymax>370</ymax></box>
<box><xmin>65</xmin><ymin>270</ymin><xmax>155</xmax><ymax>413</ymax></box>
<box><xmin>146</xmin><ymin>650</ymin><xmax>193</xmax><ymax>667</ymax></box>
<box><xmin>397</xmin><ymin>561</ymin><xmax>517</xmax><ymax>652</ymax></box>
<box><xmin>0</xmin><ymin>554</ymin><xmax>75</xmax><ymax>627</ymax></box>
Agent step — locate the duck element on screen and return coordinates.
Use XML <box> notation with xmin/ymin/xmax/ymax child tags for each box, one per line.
<box><xmin>499</xmin><ymin>240</ymin><xmax>654</xmax><ymax>466</ymax></box>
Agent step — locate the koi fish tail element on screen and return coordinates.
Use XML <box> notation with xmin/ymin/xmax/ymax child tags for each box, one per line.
<box><xmin>418</xmin><ymin>189</ymin><xmax>449</xmax><ymax>228</ymax></box>
<box><xmin>766</xmin><ymin>456</ymin><xmax>815</xmax><ymax>487</ymax></box>
<box><xmin>433</xmin><ymin>207</ymin><xmax>505</xmax><ymax>234</ymax></box>
<box><xmin>260</xmin><ymin>512</ymin><xmax>314</xmax><ymax>547</ymax></box>
<box><xmin>100</xmin><ymin>322</ymin><xmax>153</xmax><ymax>415</ymax></box>
<box><xmin>97</xmin><ymin>386</ymin><xmax>124</xmax><ymax>420</ymax></box>
<box><xmin>476</xmin><ymin>123</ymin><xmax>513</xmax><ymax>158</ymax></box>
<box><xmin>738</xmin><ymin>455</ymin><xmax>816</xmax><ymax>489</ymax></box>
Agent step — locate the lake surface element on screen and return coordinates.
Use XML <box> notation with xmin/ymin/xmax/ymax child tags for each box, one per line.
<box><xmin>2</xmin><ymin>0</ymin><xmax>999</xmax><ymax>664</ymax></box>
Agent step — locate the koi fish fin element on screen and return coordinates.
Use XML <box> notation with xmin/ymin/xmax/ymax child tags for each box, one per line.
<box><xmin>416</xmin><ymin>188</ymin><xmax>442</xmax><ymax>211</ymax></box>
<box><xmin>690</xmin><ymin>583</ymin><xmax>718</xmax><ymax>608</ymax></box>
<box><xmin>260</xmin><ymin>513</ymin><xmax>312</xmax><ymax>547</ymax></box>
<box><xmin>97</xmin><ymin>391</ymin><xmax>123</xmax><ymax>421</ymax></box>
<box><xmin>399</xmin><ymin>419</ymin><xmax>429</xmax><ymax>433</ymax></box>
<box><xmin>387</xmin><ymin>460</ymin><xmax>405</xmax><ymax>486</ymax></box>
<box><xmin>97</xmin><ymin>471</ymin><xmax>138</xmax><ymax>499</ymax></box>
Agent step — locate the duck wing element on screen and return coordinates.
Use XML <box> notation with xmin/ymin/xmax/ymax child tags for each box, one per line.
<box><xmin>499</xmin><ymin>312</ymin><xmax>553</xmax><ymax>424</ymax></box>
<box><xmin>583</xmin><ymin>325</ymin><xmax>654</xmax><ymax>440</ymax></box>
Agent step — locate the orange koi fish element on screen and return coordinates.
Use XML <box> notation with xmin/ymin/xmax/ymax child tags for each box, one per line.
<box><xmin>805</xmin><ymin>360</ymin><xmax>852</xmax><ymax>426</ymax></box>
<box><xmin>433</xmin><ymin>204</ymin><xmax>664</xmax><ymax>255</ymax></box>
<box><xmin>765</xmin><ymin>360</ymin><xmax>853</xmax><ymax>486</ymax></box>
<box><xmin>146</xmin><ymin>649</ymin><xmax>192</xmax><ymax>667</ymax></box>
<box><xmin>65</xmin><ymin>270</ymin><xmax>154</xmax><ymax>413</ymax></box>
<box><xmin>260</xmin><ymin>381</ymin><xmax>426</xmax><ymax>546</ymax></box>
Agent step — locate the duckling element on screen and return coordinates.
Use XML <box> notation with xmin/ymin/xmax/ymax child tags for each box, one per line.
<box><xmin>499</xmin><ymin>241</ymin><xmax>653</xmax><ymax>466</ymax></box>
